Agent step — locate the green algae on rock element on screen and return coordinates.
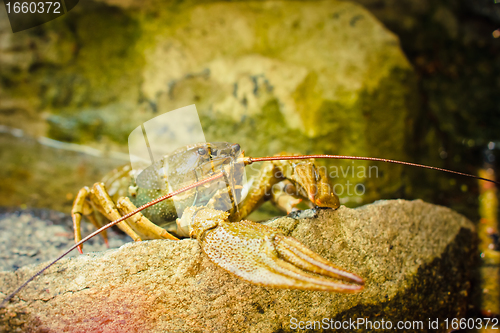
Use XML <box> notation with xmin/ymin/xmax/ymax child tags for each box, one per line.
<box><xmin>137</xmin><ymin>1</ymin><xmax>416</xmax><ymax>205</ymax></box>
<box><xmin>0</xmin><ymin>200</ymin><xmax>476</xmax><ymax>332</ymax></box>
<box><xmin>0</xmin><ymin>1</ymin><xmax>417</xmax><ymax>214</ymax></box>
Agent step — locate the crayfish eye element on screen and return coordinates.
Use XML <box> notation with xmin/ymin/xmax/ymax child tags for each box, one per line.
<box><xmin>197</xmin><ymin>147</ymin><xmax>207</xmax><ymax>155</ymax></box>
<box><xmin>231</xmin><ymin>143</ymin><xmax>240</xmax><ymax>153</ymax></box>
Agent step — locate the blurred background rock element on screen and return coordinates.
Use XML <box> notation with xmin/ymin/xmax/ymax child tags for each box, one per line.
<box><xmin>0</xmin><ymin>0</ymin><xmax>499</xmax><ymax>220</ymax></box>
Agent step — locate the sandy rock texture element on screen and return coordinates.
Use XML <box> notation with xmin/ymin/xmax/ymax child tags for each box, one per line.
<box><xmin>0</xmin><ymin>200</ymin><xmax>476</xmax><ymax>332</ymax></box>
<box><xmin>0</xmin><ymin>209</ymin><xmax>129</xmax><ymax>272</ymax></box>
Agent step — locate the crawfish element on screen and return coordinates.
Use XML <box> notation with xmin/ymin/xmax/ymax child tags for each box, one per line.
<box><xmin>1</xmin><ymin>142</ymin><xmax>498</xmax><ymax>307</ymax></box>
<box><xmin>72</xmin><ymin>142</ymin><xmax>361</xmax><ymax>292</ymax></box>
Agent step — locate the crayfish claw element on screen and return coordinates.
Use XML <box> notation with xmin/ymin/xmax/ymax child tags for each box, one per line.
<box><xmin>198</xmin><ymin>217</ymin><xmax>364</xmax><ymax>293</ymax></box>
<box><xmin>275</xmin><ymin>234</ymin><xmax>364</xmax><ymax>286</ymax></box>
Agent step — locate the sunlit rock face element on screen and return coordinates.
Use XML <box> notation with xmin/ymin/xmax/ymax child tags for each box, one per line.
<box><xmin>0</xmin><ymin>200</ymin><xmax>475</xmax><ymax>333</ymax></box>
<box><xmin>0</xmin><ymin>1</ymin><xmax>416</xmax><ymax>211</ymax></box>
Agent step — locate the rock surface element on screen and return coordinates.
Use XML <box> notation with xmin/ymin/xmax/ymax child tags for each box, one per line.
<box><xmin>0</xmin><ymin>200</ymin><xmax>476</xmax><ymax>332</ymax></box>
<box><xmin>0</xmin><ymin>209</ymin><xmax>129</xmax><ymax>272</ymax></box>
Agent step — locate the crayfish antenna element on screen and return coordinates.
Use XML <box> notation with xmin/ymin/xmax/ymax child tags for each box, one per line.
<box><xmin>246</xmin><ymin>155</ymin><xmax>500</xmax><ymax>186</ymax></box>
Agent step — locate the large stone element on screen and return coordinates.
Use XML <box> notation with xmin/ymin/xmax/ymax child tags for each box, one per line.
<box><xmin>0</xmin><ymin>200</ymin><xmax>476</xmax><ymax>332</ymax></box>
<box><xmin>0</xmin><ymin>0</ymin><xmax>416</xmax><ymax>214</ymax></box>
<box><xmin>139</xmin><ymin>0</ymin><xmax>415</xmax><ymax>204</ymax></box>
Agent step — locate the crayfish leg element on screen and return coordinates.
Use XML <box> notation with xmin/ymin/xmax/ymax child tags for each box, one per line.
<box><xmin>71</xmin><ymin>187</ymin><xmax>109</xmax><ymax>253</ymax></box>
<box><xmin>269</xmin><ymin>180</ymin><xmax>302</xmax><ymax>214</ymax></box>
<box><xmin>85</xmin><ymin>207</ymin><xmax>109</xmax><ymax>248</ymax></box>
<box><xmin>232</xmin><ymin>156</ymin><xmax>339</xmax><ymax>221</ymax></box>
<box><xmin>89</xmin><ymin>183</ymin><xmax>143</xmax><ymax>243</ymax></box>
<box><xmin>116</xmin><ymin>197</ymin><xmax>179</xmax><ymax>241</ymax></box>
<box><xmin>71</xmin><ymin>187</ymin><xmax>90</xmax><ymax>254</ymax></box>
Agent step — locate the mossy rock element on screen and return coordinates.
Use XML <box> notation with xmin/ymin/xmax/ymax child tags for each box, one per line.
<box><xmin>0</xmin><ymin>0</ymin><xmax>417</xmax><ymax>213</ymax></box>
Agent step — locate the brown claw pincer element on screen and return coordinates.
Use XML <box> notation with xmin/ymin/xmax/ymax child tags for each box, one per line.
<box><xmin>181</xmin><ymin>206</ymin><xmax>364</xmax><ymax>293</ymax></box>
